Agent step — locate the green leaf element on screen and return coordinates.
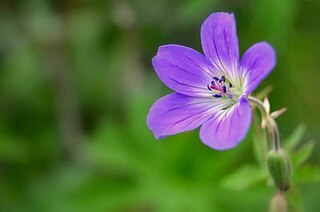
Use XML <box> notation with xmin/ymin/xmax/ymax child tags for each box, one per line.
<box><xmin>286</xmin><ymin>188</ymin><xmax>305</xmax><ymax>212</ymax></box>
<box><xmin>284</xmin><ymin>124</ymin><xmax>306</xmax><ymax>151</ymax></box>
<box><xmin>292</xmin><ymin>140</ymin><xmax>314</xmax><ymax>169</ymax></box>
<box><xmin>293</xmin><ymin>165</ymin><xmax>320</xmax><ymax>184</ymax></box>
<box><xmin>220</xmin><ymin>164</ymin><xmax>267</xmax><ymax>191</ymax></box>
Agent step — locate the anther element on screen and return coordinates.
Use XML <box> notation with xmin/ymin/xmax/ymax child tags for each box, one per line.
<box><xmin>207</xmin><ymin>85</ymin><xmax>212</xmax><ymax>91</ymax></box>
<box><xmin>213</xmin><ymin>94</ymin><xmax>223</xmax><ymax>98</ymax></box>
<box><xmin>222</xmin><ymin>86</ymin><xmax>227</xmax><ymax>93</ymax></box>
<box><xmin>228</xmin><ymin>94</ymin><xmax>233</xmax><ymax>98</ymax></box>
<box><xmin>211</xmin><ymin>81</ymin><xmax>215</xmax><ymax>85</ymax></box>
<box><xmin>212</xmin><ymin>77</ymin><xmax>219</xmax><ymax>81</ymax></box>
<box><xmin>221</xmin><ymin>76</ymin><xmax>226</xmax><ymax>82</ymax></box>
<box><xmin>229</xmin><ymin>83</ymin><xmax>232</xmax><ymax>88</ymax></box>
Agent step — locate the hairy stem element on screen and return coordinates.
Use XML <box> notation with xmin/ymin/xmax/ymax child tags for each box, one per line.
<box><xmin>248</xmin><ymin>96</ymin><xmax>281</xmax><ymax>151</ymax></box>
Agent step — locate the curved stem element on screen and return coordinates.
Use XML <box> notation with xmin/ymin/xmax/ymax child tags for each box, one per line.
<box><xmin>248</xmin><ymin>96</ymin><xmax>281</xmax><ymax>151</ymax></box>
<box><xmin>247</xmin><ymin>96</ymin><xmax>268</xmax><ymax>117</ymax></box>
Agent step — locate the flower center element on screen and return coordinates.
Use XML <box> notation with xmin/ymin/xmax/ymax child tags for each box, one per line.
<box><xmin>207</xmin><ymin>75</ymin><xmax>237</xmax><ymax>99</ymax></box>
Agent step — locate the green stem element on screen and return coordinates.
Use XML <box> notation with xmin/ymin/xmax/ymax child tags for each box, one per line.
<box><xmin>248</xmin><ymin>96</ymin><xmax>281</xmax><ymax>151</ymax></box>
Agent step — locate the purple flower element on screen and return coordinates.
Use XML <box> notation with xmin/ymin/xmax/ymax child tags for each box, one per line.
<box><xmin>147</xmin><ymin>12</ymin><xmax>276</xmax><ymax>150</ymax></box>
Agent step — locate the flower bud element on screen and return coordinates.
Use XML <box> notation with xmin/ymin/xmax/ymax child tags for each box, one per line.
<box><xmin>266</xmin><ymin>149</ymin><xmax>291</xmax><ymax>191</ymax></box>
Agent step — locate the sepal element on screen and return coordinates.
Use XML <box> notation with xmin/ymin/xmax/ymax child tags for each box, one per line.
<box><xmin>271</xmin><ymin>108</ymin><xmax>287</xmax><ymax>119</ymax></box>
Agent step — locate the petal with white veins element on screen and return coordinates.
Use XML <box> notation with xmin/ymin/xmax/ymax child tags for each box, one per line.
<box><xmin>147</xmin><ymin>93</ymin><xmax>227</xmax><ymax>139</ymax></box>
<box><xmin>201</xmin><ymin>12</ymin><xmax>240</xmax><ymax>81</ymax></box>
<box><xmin>200</xmin><ymin>97</ymin><xmax>252</xmax><ymax>150</ymax></box>
<box><xmin>152</xmin><ymin>45</ymin><xmax>217</xmax><ymax>98</ymax></box>
<box><xmin>239</xmin><ymin>42</ymin><xmax>276</xmax><ymax>94</ymax></box>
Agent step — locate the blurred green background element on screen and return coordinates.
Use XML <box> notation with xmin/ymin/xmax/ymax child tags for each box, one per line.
<box><xmin>1</xmin><ymin>0</ymin><xmax>320</xmax><ymax>211</ymax></box>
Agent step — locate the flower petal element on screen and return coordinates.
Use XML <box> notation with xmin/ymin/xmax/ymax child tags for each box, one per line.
<box><xmin>199</xmin><ymin>97</ymin><xmax>252</xmax><ymax>150</ymax></box>
<box><xmin>147</xmin><ymin>93</ymin><xmax>226</xmax><ymax>139</ymax></box>
<box><xmin>239</xmin><ymin>42</ymin><xmax>276</xmax><ymax>94</ymax></box>
<box><xmin>201</xmin><ymin>12</ymin><xmax>239</xmax><ymax>80</ymax></box>
<box><xmin>152</xmin><ymin>45</ymin><xmax>216</xmax><ymax>97</ymax></box>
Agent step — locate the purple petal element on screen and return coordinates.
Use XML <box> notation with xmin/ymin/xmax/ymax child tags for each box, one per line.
<box><xmin>201</xmin><ymin>12</ymin><xmax>239</xmax><ymax>80</ymax></box>
<box><xmin>147</xmin><ymin>93</ymin><xmax>225</xmax><ymax>139</ymax></box>
<box><xmin>199</xmin><ymin>97</ymin><xmax>252</xmax><ymax>150</ymax></box>
<box><xmin>152</xmin><ymin>45</ymin><xmax>216</xmax><ymax>97</ymax></box>
<box><xmin>239</xmin><ymin>42</ymin><xmax>276</xmax><ymax>94</ymax></box>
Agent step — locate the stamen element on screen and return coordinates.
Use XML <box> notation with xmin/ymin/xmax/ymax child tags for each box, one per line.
<box><xmin>213</xmin><ymin>94</ymin><xmax>222</xmax><ymax>98</ymax></box>
<box><xmin>207</xmin><ymin>75</ymin><xmax>235</xmax><ymax>99</ymax></box>
<box><xmin>221</xmin><ymin>76</ymin><xmax>225</xmax><ymax>82</ymax></box>
<box><xmin>222</xmin><ymin>86</ymin><xmax>227</xmax><ymax>93</ymax></box>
